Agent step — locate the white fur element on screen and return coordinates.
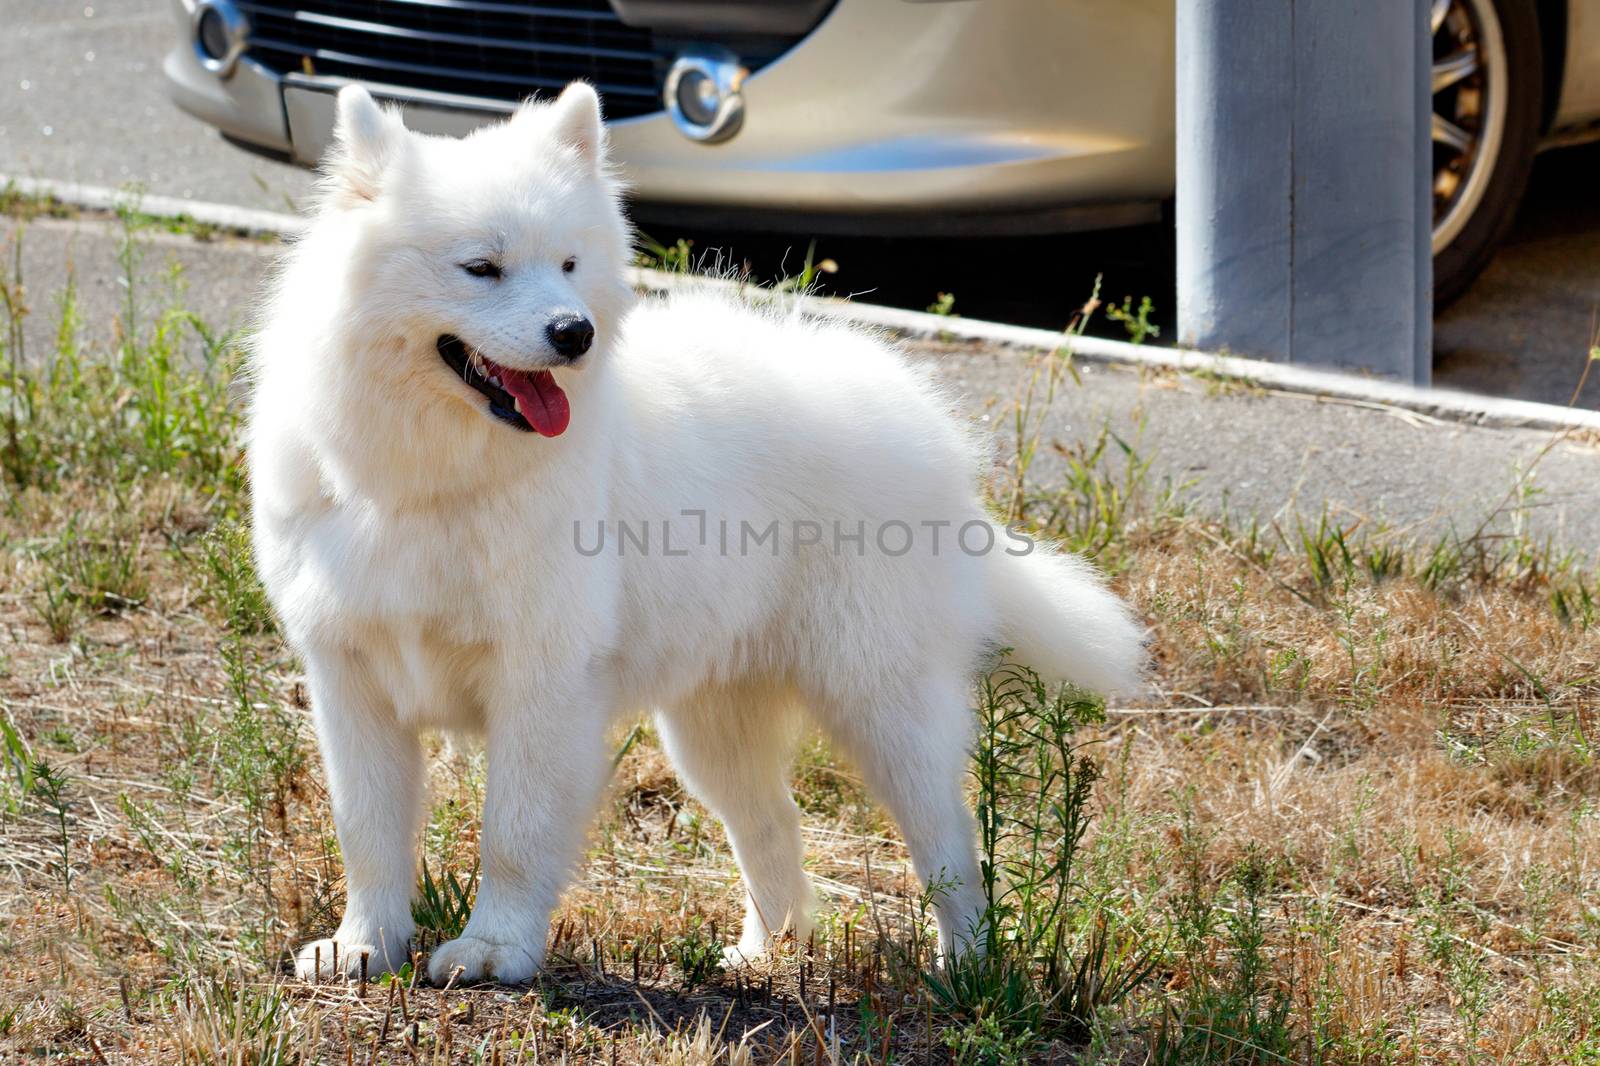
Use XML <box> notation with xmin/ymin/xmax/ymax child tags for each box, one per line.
<box><xmin>249</xmin><ymin>84</ymin><xmax>1145</xmax><ymax>985</ymax></box>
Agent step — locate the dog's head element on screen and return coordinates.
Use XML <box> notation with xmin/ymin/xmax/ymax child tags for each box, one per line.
<box><xmin>317</xmin><ymin>82</ymin><xmax>633</xmax><ymax>439</ymax></box>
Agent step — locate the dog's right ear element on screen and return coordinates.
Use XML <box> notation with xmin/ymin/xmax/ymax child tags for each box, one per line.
<box><xmin>324</xmin><ymin>85</ymin><xmax>407</xmax><ymax>207</ymax></box>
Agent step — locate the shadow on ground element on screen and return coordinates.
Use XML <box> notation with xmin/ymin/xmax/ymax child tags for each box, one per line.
<box><xmin>1433</xmin><ymin>141</ymin><xmax>1600</xmax><ymax>408</ymax></box>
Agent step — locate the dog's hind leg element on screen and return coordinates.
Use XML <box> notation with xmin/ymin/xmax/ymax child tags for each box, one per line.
<box><xmin>810</xmin><ymin>671</ymin><xmax>986</xmax><ymax>958</ymax></box>
<box><xmin>657</xmin><ymin>681</ymin><xmax>813</xmax><ymax>962</ymax></box>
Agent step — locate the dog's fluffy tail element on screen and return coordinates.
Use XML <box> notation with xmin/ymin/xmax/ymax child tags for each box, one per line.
<box><xmin>989</xmin><ymin>541</ymin><xmax>1146</xmax><ymax>696</ymax></box>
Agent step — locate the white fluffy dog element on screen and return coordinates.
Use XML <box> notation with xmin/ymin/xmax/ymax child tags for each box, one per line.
<box><xmin>249</xmin><ymin>82</ymin><xmax>1144</xmax><ymax>986</ymax></box>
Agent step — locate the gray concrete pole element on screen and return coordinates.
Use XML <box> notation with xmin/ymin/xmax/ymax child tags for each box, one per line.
<box><xmin>1176</xmin><ymin>0</ymin><xmax>1432</xmax><ymax>384</ymax></box>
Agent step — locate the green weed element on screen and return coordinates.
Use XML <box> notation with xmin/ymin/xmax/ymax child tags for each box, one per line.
<box><xmin>668</xmin><ymin>915</ymin><xmax>726</xmax><ymax>989</ymax></box>
<box><xmin>39</xmin><ymin>512</ymin><xmax>149</xmax><ymax>616</ymax></box>
<box><xmin>203</xmin><ymin>521</ymin><xmax>275</xmax><ymax>635</ymax></box>
<box><xmin>1151</xmin><ymin>839</ymin><xmax>1296</xmax><ymax>1064</ymax></box>
<box><xmin>772</xmin><ymin>239</ymin><xmax>838</xmax><ymax>295</ymax></box>
<box><xmin>1038</xmin><ymin>423</ymin><xmax>1162</xmax><ymax>566</ymax></box>
<box><xmin>1551</xmin><ymin>573</ymin><xmax>1596</xmax><ymax>629</ymax></box>
<box><xmin>634</xmin><ymin>233</ymin><xmax>696</xmax><ymax>274</ymax></box>
<box><xmin>924</xmin><ymin>665</ymin><xmax>1157</xmax><ymax>1052</ymax></box>
<box><xmin>0</xmin><ymin>209</ymin><xmax>240</xmax><ymax>505</ymax></box>
<box><xmin>1</xmin><ymin>716</ymin><xmax>74</xmax><ymax>892</ymax></box>
<box><xmin>1105</xmin><ymin>294</ymin><xmax>1160</xmax><ymax>345</ymax></box>
<box><xmin>414</xmin><ymin>857</ymin><xmax>478</xmax><ymax>945</ymax></box>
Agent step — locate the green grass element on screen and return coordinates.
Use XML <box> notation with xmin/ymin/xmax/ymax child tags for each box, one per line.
<box><xmin>2</xmin><ymin>212</ymin><xmax>241</xmax><ymax>507</ymax></box>
<box><xmin>413</xmin><ymin>858</ymin><xmax>479</xmax><ymax>948</ymax></box>
<box><xmin>201</xmin><ymin>521</ymin><xmax>276</xmax><ymax>636</ymax></box>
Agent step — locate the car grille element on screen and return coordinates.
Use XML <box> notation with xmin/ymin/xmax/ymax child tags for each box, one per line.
<box><xmin>237</xmin><ymin>0</ymin><xmax>810</xmax><ymax>120</ymax></box>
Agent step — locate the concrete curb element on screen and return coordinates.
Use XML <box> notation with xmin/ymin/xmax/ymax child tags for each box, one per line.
<box><xmin>8</xmin><ymin>172</ymin><xmax>1597</xmax><ymax>435</ymax></box>
<box><xmin>817</xmin><ymin>299</ymin><xmax>1600</xmax><ymax>434</ymax></box>
<box><xmin>3</xmin><ymin>174</ymin><xmax>309</xmax><ymax>238</ymax></box>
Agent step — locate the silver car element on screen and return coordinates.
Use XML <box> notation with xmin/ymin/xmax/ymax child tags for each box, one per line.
<box><xmin>165</xmin><ymin>0</ymin><xmax>1600</xmax><ymax>304</ymax></box>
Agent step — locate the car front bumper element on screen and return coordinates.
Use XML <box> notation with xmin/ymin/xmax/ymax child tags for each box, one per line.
<box><xmin>164</xmin><ymin>0</ymin><xmax>1176</xmax><ymax>234</ymax></box>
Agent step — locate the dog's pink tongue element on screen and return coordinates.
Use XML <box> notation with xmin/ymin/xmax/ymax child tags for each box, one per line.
<box><xmin>504</xmin><ymin>370</ymin><xmax>569</xmax><ymax>437</ymax></box>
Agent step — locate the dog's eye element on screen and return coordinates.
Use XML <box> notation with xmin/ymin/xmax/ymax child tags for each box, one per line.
<box><xmin>562</xmin><ymin>257</ymin><xmax>578</xmax><ymax>274</ymax></box>
<box><xmin>461</xmin><ymin>260</ymin><xmax>502</xmax><ymax>280</ymax></box>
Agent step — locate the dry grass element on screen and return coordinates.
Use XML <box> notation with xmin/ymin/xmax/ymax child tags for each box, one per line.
<box><xmin>3</xmin><ymin>215</ymin><xmax>1599</xmax><ymax>1064</ymax></box>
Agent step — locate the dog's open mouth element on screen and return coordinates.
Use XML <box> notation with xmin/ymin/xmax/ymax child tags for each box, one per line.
<box><xmin>437</xmin><ymin>334</ymin><xmax>570</xmax><ymax>437</ymax></box>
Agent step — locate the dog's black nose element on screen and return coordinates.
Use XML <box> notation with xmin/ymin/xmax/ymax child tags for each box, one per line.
<box><xmin>546</xmin><ymin>315</ymin><xmax>595</xmax><ymax>360</ymax></box>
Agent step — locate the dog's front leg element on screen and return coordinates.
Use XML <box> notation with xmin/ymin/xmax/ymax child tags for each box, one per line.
<box><xmin>296</xmin><ymin>647</ymin><xmax>424</xmax><ymax>979</ymax></box>
<box><xmin>427</xmin><ymin>671</ymin><xmax>612</xmax><ymax>985</ymax></box>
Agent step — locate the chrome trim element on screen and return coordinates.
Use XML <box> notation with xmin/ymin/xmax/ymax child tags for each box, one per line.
<box><xmin>283</xmin><ymin>72</ymin><xmax>516</xmax><ymax>115</ymax></box>
<box><xmin>252</xmin><ymin>38</ymin><xmax>659</xmax><ymax>98</ymax></box>
<box><xmin>237</xmin><ymin>4</ymin><xmax>657</xmax><ymax>62</ymax></box>
<box><xmin>315</xmin><ymin>0</ymin><xmax>621</xmax><ymax>20</ymax></box>
<box><xmin>664</xmin><ymin>49</ymin><xmax>747</xmax><ymax>144</ymax></box>
<box><xmin>236</xmin><ymin>0</ymin><xmax>673</xmax><ymax>117</ymax></box>
<box><xmin>192</xmin><ymin>0</ymin><xmax>251</xmax><ymax>78</ymax></box>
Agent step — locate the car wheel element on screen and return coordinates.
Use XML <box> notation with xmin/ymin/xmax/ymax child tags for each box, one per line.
<box><xmin>1430</xmin><ymin>0</ymin><xmax>1543</xmax><ymax>308</ymax></box>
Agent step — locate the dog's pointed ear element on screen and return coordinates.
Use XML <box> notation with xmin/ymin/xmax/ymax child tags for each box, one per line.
<box><xmin>545</xmin><ymin>82</ymin><xmax>607</xmax><ymax>168</ymax></box>
<box><xmin>325</xmin><ymin>85</ymin><xmax>407</xmax><ymax>205</ymax></box>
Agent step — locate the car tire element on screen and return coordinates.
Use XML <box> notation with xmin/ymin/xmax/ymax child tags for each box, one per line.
<box><xmin>1430</xmin><ymin>0</ymin><xmax>1544</xmax><ymax>308</ymax></box>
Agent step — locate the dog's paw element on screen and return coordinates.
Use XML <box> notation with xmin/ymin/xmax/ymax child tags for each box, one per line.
<box><xmin>721</xmin><ymin>943</ymin><xmax>758</xmax><ymax>969</ymax></box>
<box><xmin>427</xmin><ymin>935</ymin><xmax>539</xmax><ymax>986</ymax></box>
<box><xmin>722</xmin><ymin>931</ymin><xmax>782</xmax><ymax>968</ymax></box>
<box><xmin>295</xmin><ymin>926</ymin><xmax>412</xmax><ymax>981</ymax></box>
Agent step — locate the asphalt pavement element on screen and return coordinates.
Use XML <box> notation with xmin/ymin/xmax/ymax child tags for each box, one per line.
<box><xmin>2</xmin><ymin>0</ymin><xmax>315</xmax><ymax>213</ymax></box>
